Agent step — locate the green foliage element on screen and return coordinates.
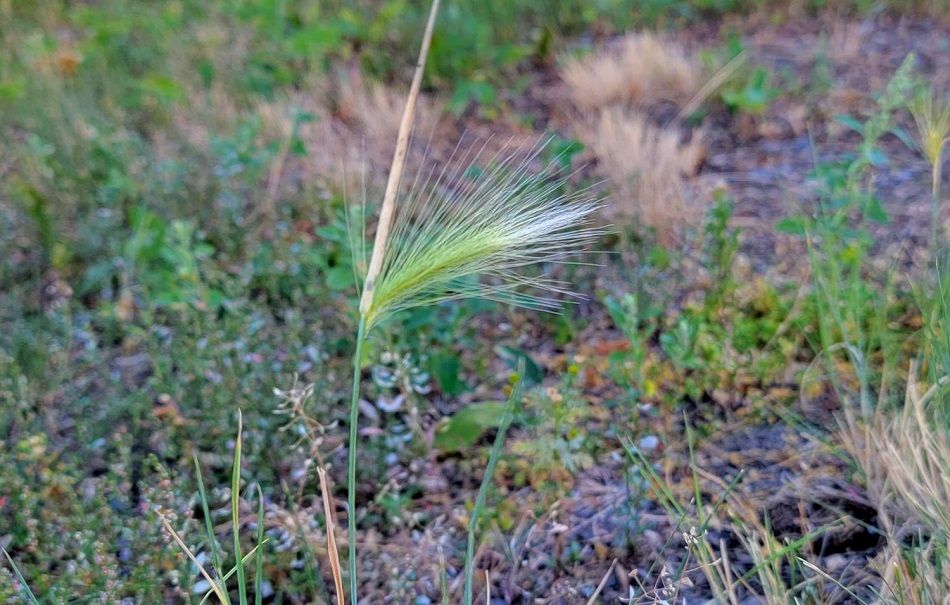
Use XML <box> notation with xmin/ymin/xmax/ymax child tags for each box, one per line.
<box><xmin>922</xmin><ymin>262</ymin><xmax>950</xmax><ymax>388</ymax></box>
<box><xmin>463</xmin><ymin>366</ymin><xmax>523</xmax><ymax>605</ymax></box>
<box><xmin>511</xmin><ymin>365</ymin><xmax>596</xmax><ymax>496</ymax></box>
<box><xmin>700</xmin><ymin>35</ymin><xmax>779</xmax><ymax>116</ymax></box>
<box><xmin>721</xmin><ymin>67</ymin><xmax>779</xmax><ymax>115</ymax></box>
<box><xmin>433</xmin><ymin>401</ymin><xmax>509</xmax><ymax>453</ymax></box>
<box><xmin>0</xmin><ymin>425</ymin><xmax>189</xmax><ymax>601</ymax></box>
<box><xmin>606</xmin><ymin>193</ymin><xmax>796</xmax><ymax>409</ymax></box>
<box><xmin>121</xmin><ymin>209</ymin><xmax>223</xmax><ymax>311</ymax></box>
<box><xmin>779</xmin><ymin>54</ymin><xmax>917</xmax><ymax>411</ymax></box>
<box><xmin>604</xmin><ymin>291</ymin><xmax>660</xmax><ymax>399</ymax></box>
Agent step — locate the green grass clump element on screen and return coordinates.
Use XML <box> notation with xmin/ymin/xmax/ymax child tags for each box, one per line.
<box><xmin>161</xmin><ymin>412</ymin><xmax>268</xmax><ymax>605</ymax></box>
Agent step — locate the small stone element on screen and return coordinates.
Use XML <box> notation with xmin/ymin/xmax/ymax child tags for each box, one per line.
<box><xmin>823</xmin><ymin>554</ymin><xmax>848</xmax><ymax>573</ymax></box>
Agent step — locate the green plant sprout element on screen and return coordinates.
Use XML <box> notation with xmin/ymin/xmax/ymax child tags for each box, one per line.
<box><xmin>161</xmin><ymin>411</ymin><xmax>269</xmax><ymax>605</ymax></box>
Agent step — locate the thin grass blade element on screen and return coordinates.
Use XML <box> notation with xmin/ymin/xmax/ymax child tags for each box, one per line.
<box><xmin>161</xmin><ymin>515</ymin><xmax>230</xmax><ymax>604</ymax></box>
<box><xmin>2</xmin><ymin>547</ymin><xmax>40</xmax><ymax>605</ymax></box>
<box><xmin>198</xmin><ymin>545</ymin><xmax>267</xmax><ymax>605</ymax></box>
<box><xmin>463</xmin><ymin>360</ymin><xmax>524</xmax><ymax>605</ymax></box>
<box><xmin>318</xmin><ymin>467</ymin><xmax>345</xmax><ymax>605</ymax></box>
<box><xmin>194</xmin><ymin>454</ymin><xmax>225</xmax><ymax>576</ymax></box>
<box><xmin>254</xmin><ymin>484</ymin><xmax>265</xmax><ymax>605</ymax></box>
<box><xmin>232</xmin><ymin>410</ymin><xmax>248</xmax><ymax>605</ymax></box>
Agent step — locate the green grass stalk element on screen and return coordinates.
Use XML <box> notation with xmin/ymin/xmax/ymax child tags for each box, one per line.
<box><xmin>195</xmin><ymin>455</ymin><xmax>231</xmax><ymax>604</ymax></box>
<box><xmin>933</xmin><ymin>153</ymin><xmax>943</xmax><ymax>252</ymax></box>
<box><xmin>232</xmin><ymin>411</ymin><xmax>248</xmax><ymax>605</ymax></box>
<box><xmin>346</xmin><ymin>316</ymin><xmax>367</xmax><ymax>604</ymax></box>
<box><xmin>2</xmin><ymin>547</ymin><xmax>39</xmax><ymax>605</ymax></box>
<box><xmin>463</xmin><ymin>362</ymin><xmax>524</xmax><ymax>605</ymax></box>
<box><xmin>195</xmin><ymin>456</ymin><xmax>226</xmax><ymax>580</ymax></box>
<box><xmin>346</xmin><ymin>1</ymin><xmax>441</xmax><ymax>601</ymax></box>
<box><xmin>907</xmin><ymin>84</ymin><xmax>950</xmax><ymax>255</ymax></box>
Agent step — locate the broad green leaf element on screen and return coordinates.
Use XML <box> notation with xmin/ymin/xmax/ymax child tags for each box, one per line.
<box><xmin>326</xmin><ymin>266</ymin><xmax>354</xmax><ymax>291</ymax></box>
<box><xmin>431</xmin><ymin>353</ymin><xmax>467</xmax><ymax>396</ymax></box>
<box><xmin>834</xmin><ymin>114</ymin><xmax>865</xmax><ymax>134</ymax></box>
<box><xmin>775</xmin><ymin>216</ymin><xmax>807</xmax><ymax>235</ymax></box>
<box><xmin>434</xmin><ymin>401</ymin><xmax>507</xmax><ymax>453</ymax></box>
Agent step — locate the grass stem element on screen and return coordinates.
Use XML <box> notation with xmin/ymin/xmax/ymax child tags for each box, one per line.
<box><xmin>346</xmin><ymin>315</ymin><xmax>367</xmax><ymax>604</ymax></box>
<box><xmin>2</xmin><ymin>547</ymin><xmax>40</xmax><ymax>605</ymax></box>
<box><xmin>933</xmin><ymin>154</ymin><xmax>943</xmax><ymax>254</ymax></box>
<box><xmin>233</xmin><ymin>411</ymin><xmax>248</xmax><ymax>605</ymax></box>
<box><xmin>463</xmin><ymin>364</ymin><xmax>523</xmax><ymax>604</ymax></box>
<box><xmin>346</xmin><ymin>3</ymin><xmax>440</xmax><ymax>601</ymax></box>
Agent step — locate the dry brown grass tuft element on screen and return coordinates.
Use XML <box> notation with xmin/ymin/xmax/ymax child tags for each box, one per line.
<box><xmin>838</xmin><ymin>365</ymin><xmax>950</xmax><ymax>602</ymax></box>
<box><xmin>826</xmin><ymin>20</ymin><xmax>869</xmax><ymax>65</ymax></box>
<box><xmin>874</xmin><ymin>374</ymin><xmax>950</xmax><ymax>537</ymax></box>
<box><xmin>336</xmin><ymin>71</ymin><xmax>442</xmax><ymax>159</ymax></box>
<box><xmin>168</xmin><ymin>71</ymin><xmax>443</xmax><ymax>213</ymax></box>
<box><xmin>256</xmin><ymin>91</ymin><xmax>371</xmax><ymax>197</ymax></box>
<box><xmin>561</xmin><ymin>32</ymin><xmax>702</xmax><ymax>111</ymax></box>
<box><xmin>574</xmin><ymin>108</ymin><xmax>704</xmax><ymax>241</ymax></box>
<box><xmin>839</xmin><ymin>369</ymin><xmax>950</xmax><ymax>536</ymax></box>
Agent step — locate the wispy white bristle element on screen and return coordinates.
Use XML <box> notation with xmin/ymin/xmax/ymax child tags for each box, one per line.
<box><xmin>362</xmin><ymin>138</ymin><xmax>602</xmax><ymax>328</ymax></box>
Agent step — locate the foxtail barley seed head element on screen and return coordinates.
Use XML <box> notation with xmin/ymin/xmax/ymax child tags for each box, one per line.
<box><xmin>908</xmin><ymin>86</ymin><xmax>950</xmax><ymax>166</ymax></box>
<box><xmin>361</xmin><ymin>140</ymin><xmax>602</xmax><ymax>329</ymax></box>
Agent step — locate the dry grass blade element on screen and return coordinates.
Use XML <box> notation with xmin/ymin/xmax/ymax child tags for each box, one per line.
<box><xmin>161</xmin><ymin>513</ymin><xmax>230</xmax><ymax>604</ymax></box>
<box><xmin>672</xmin><ymin>50</ymin><xmax>747</xmax><ymax>125</ymax></box>
<box><xmin>877</xmin><ymin>371</ymin><xmax>950</xmax><ymax>536</ymax></box>
<box><xmin>838</xmin><ymin>361</ymin><xmax>950</xmax><ymax>602</ymax></box>
<box><xmin>798</xmin><ymin>559</ymin><xmax>865</xmax><ymax>603</ymax></box>
<box><xmin>318</xmin><ymin>467</ymin><xmax>345</xmax><ymax>605</ymax></box>
<box><xmin>585</xmin><ymin>559</ymin><xmax>617</xmax><ymax>605</ymax></box>
<box><xmin>2</xmin><ymin>547</ymin><xmax>40</xmax><ymax>605</ymax></box>
<box><xmin>359</xmin><ymin>0</ymin><xmax>442</xmax><ymax>316</ymax></box>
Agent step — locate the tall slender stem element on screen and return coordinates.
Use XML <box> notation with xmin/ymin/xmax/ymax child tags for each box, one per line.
<box><xmin>232</xmin><ymin>411</ymin><xmax>247</xmax><ymax>605</ymax></box>
<box><xmin>463</xmin><ymin>366</ymin><xmax>523</xmax><ymax>604</ymax></box>
<box><xmin>933</xmin><ymin>153</ymin><xmax>943</xmax><ymax>254</ymax></box>
<box><xmin>346</xmin><ymin>4</ymin><xmax>439</xmax><ymax>601</ymax></box>
<box><xmin>346</xmin><ymin>315</ymin><xmax>367</xmax><ymax>604</ymax></box>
